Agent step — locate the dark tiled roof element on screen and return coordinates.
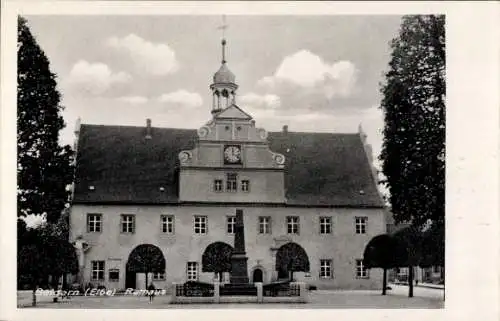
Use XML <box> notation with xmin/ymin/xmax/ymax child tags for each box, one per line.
<box><xmin>73</xmin><ymin>124</ymin><xmax>384</xmax><ymax>207</ymax></box>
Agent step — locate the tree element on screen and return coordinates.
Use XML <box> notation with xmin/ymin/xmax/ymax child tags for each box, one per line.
<box><xmin>126</xmin><ymin>244</ymin><xmax>166</xmax><ymax>289</ymax></box>
<box><xmin>392</xmin><ymin>226</ymin><xmax>422</xmax><ymax>298</ymax></box>
<box><xmin>202</xmin><ymin>242</ymin><xmax>233</xmax><ymax>281</ymax></box>
<box><xmin>379</xmin><ymin>15</ymin><xmax>445</xmax><ymax>230</ymax></box>
<box><xmin>363</xmin><ymin>234</ymin><xmax>407</xmax><ymax>295</ymax></box>
<box><xmin>17</xmin><ymin>15</ymin><xmax>74</xmax><ymax>224</ymax></box>
<box><xmin>17</xmin><ymin>233</ymin><xmax>79</xmax><ymax>306</ymax></box>
<box><xmin>275</xmin><ymin>243</ymin><xmax>310</xmax><ymax>281</ymax></box>
<box><xmin>43</xmin><ymin>235</ymin><xmax>79</xmax><ymax>290</ymax></box>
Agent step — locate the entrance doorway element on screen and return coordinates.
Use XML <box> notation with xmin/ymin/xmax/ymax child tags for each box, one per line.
<box><xmin>253</xmin><ymin>268</ymin><xmax>263</xmax><ymax>283</ymax></box>
<box><xmin>126</xmin><ymin>244</ymin><xmax>166</xmax><ymax>289</ymax></box>
<box><xmin>275</xmin><ymin>242</ymin><xmax>310</xmax><ymax>281</ymax></box>
<box><xmin>125</xmin><ymin>270</ymin><xmax>136</xmax><ymax>289</ymax></box>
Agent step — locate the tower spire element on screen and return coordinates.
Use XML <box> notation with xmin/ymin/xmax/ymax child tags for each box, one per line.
<box><xmin>211</xmin><ymin>15</ymin><xmax>237</xmax><ymax>114</ymax></box>
<box><xmin>218</xmin><ymin>15</ymin><xmax>228</xmax><ymax>64</ymax></box>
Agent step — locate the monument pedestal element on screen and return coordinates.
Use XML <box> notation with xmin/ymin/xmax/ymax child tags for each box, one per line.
<box><xmin>230</xmin><ymin>253</ymin><xmax>249</xmax><ymax>284</ymax></box>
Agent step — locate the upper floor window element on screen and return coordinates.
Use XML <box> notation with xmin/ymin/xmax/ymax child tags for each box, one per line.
<box><xmin>194</xmin><ymin>216</ymin><xmax>207</xmax><ymax>234</ymax></box>
<box><xmin>286</xmin><ymin>216</ymin><xmax>300</xmax><ymax>234</ymax></box>
<box><xmin>355</xmin><ymin>217</ymin><xmax>367</xmax><ymax>234</ymax></box>
<box><xmin>87</xmin><ymin>213</ymin><xmax>102</xmax><ymax>233</ymax></box>
<box><xmin>241</xmin><ymin>180</ymin><xmax>250</xmax><ymax>192</ymax></box>
<box><xmin>258</xmin><ymin>216</ymin><xmax>271</xmax><ymax>234</ymax></box>
<box><xmin>320</xmin><ymin>217</ymin><xmax>332</xmax><ymax>234</ymax></box>
<box><xmin>187</xmin><ymin>262</ymin><xmax>198</xmax><ymax>281</ymax></box>
<box><xmin>226</xmin><ymin>173</ymin><xmax>237</xmax><ymax>192</ymax></box>
<box><xmin>214</xmin><ymin>179</ymin><xmax>223</xmax><ymax>192</ymax></box>
<box><xmin>153</xmin><ymin>272</ymin><xmax>165</xmax><ymax>280</ymax></box>
<box><xmin>91</xmin><ymin>260</ymin><xmax>105</xmax><ymax>281</ymax></box>
<box><xmin>320</xmin><ymin>259</ymin><xmax>333</xmax><ymax>278</ymax></box>
<box><xmin>161</xmin><ymin>215</ymin><xmax>174</xmax><ymax>234</ymax></box>
<box><xmin>121</xmin><ymin>214</ymin><xmax>135</xmax><ymax>233</ymax></box>
<box><xmin>227</xmin><ymin>216</ymin><xmax>236</xmax><ymax>234</ymax></box>
<box><xmin>355</xmin><ymin>259</ymin><xmax>369</xmax><ymax>278</ymax></box>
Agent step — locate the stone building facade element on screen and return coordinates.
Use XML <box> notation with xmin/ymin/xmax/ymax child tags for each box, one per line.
<box><xmin>69</xmin><ymin>38</ymin><xmax>386</xmax><ymax>291</ymax></box>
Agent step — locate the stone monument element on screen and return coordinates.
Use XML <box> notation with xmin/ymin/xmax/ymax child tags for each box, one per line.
<box><xmin>221</xmin><ymin>209</ymin><xmax>256</xmax><ymax>295</ymax></box>
<box><xmin>230</xmin><ymin>209</ymin><xmax>250</xmax><ymax>284</ymax></box>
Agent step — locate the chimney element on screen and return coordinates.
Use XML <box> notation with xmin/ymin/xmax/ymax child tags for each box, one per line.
<box><xmin>145</xmin><ymin>118</ymin><xmax>152</xmax><ymax>139</ymax></box>
<box><xmin>282</xmin><ymin>125</ymin><xmax>288</xmax><ymax>134</ymax></box>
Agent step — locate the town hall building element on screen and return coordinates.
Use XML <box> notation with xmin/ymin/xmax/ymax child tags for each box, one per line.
<box><xmin>69</xmin><ymin>37</ymin><xmax>387</xmax><ymax>291</ymax></box>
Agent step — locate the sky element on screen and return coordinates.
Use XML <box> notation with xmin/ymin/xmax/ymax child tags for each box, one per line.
<box><xmin>22</xmin><ymin>15</ymin><xmax>401</xmax><ymax>224</ymax></box>
<box><xmin>25</xmin><ymin>15</ymin><xmax>402</xmax><ymax>157</ymax></box>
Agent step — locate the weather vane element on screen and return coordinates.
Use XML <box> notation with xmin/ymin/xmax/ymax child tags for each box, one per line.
<box><xmin>218</xmin><ymin>15</ymin><xmax>228</xmax><ymax>40</ymax></box>
<box><xmin>217</xmin><ymin>15</ymin><xmax>228</xmax><ymax>64</ymax></box>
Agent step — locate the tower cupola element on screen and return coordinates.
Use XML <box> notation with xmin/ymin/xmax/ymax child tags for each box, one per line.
<box><xmin>210</xmin><ymin>25</ymin><xmax>238</xmax><ymax>115</ymax></box>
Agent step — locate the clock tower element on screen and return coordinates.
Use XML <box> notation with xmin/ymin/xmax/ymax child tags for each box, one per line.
<box><xmin>177</xmin><ymin>35</ymin><xmax>286</xmax><ymax>204</ymax></box>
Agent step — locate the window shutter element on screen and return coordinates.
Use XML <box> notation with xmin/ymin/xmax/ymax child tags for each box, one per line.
<box><xmin>86</xmin><ymin>214</ymin><xmax>90</xmax><ymax>233</ymax></box>
<box><xmin>297</xmin><ymin>217</ymin><xmax>300</xmax><ymax>235</ymax></box>
<box><xmin>132</xmin><ymin>215</ymin><xmax>136</xmax><ymax>234</ymax></box>
<box><xmin>205</xmin><ymin>217</ymin><xmax>208</xmax><ymax>234</ymax></box>
<box><xmin>268</xmin><ymin>217</ymin><xmax>272</xmax><ymax>234</ymax></box>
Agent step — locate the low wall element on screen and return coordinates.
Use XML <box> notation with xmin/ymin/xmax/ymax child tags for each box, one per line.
<box><xmin>170</xmin><ymin>282</ymin><xmax>308</xmax><ymax>304</ymax></box>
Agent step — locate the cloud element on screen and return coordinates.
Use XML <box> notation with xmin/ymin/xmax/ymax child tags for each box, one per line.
<box><xmin>258</xmin><ymin>50</ymin><xmax>358</xmax><ymax>99</ymax></box>
<box><xmin>107</xmin><ymin>34</ymin><xmax>179</xmax><ymax>76</ymax></box>
<box><xmin>239</xmin><ymin>93</ymin><xmax>281</xmax><ymax>109</ymax></box>
<box><xmin>67</xmin><ymin>60</ymin><xmax>131</xmax><ymax>95</ymax></box>
<box><xmin>116</xmin><ymin>96</ymin><xmax>148</xmax><ymax>104</ymax></box>
<box><xmin>157</xmin><ymin>90</ymin><xmax>203</xmax><ymax>108</ymax></box>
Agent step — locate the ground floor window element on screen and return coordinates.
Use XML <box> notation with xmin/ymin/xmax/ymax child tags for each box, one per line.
<box><xmin>320</xmin><ymin>259</ymin><xmax>333</xmax><ymax>278</ymax></box>
<box><xmin>355</xmin><ymin>259</ymin><xmax>369</xmax><ymax>278</ymax></box>
<box><xmin>108</xmin><ymin>269</ymin><xmax>119</xmax><ymax>282</ymax></box>
<box><xmin>153</xmin><ymin>272</ymin><xmax>165</xmax><ymax>280</ymax></box>
<box><xmin>187</xmin><ymin>262</ymin><xmax>198</xmax><ymax>281</ymax></box>
<box><xmin>91</xmin><ymin>261</ymin><xmax>105</xmax><ymax>281</ymax></box>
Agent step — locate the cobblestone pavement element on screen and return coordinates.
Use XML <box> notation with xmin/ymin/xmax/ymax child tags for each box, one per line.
<box><xmin>18</xmin><ymin>285</ymin><xmax>444</xmax><ymax>309</ymax></box>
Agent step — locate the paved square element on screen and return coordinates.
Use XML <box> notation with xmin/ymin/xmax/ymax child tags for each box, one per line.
<box><xmin>18</xmin><ymin>285</ymin><xmax>444</xmax><ymax>309</ymax></box>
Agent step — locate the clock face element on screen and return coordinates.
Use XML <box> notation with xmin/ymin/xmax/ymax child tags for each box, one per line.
<box><xmin>224</xmin><ymin>145</ymin><xmax>241</xmax><ymax>164</ymax></box>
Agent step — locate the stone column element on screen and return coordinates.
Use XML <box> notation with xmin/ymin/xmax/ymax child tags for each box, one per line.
<box><xmin>230</xmin><ymin>209</ymin><xmax>249</xmax><ymax>284</ymax></box>
<box><xmin>213</xmin><ymin>281</ymin><xmax>220</xmax><ymax>303</ymax></box>
<box><xmin>255</xmin><ymin>282</ymin><xmax>263</xmax><ymax>303</ymax></box>
<box><xmin>170</xmin><ymin>282</ymin><xmax>178</xmax><ymax>304</ymax></box>
<box><xmin>298</xmin><ymin>282</ymin><xmax>308</xmax><ymax>303</ymax></box>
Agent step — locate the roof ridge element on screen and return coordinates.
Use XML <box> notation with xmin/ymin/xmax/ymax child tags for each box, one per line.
<box><xmin>80</xmin><ymin>124</ymin><xmax>360</xmax><ymax>135</ymax></box>
<box><xmin>80</xmin><ymin>124</ymin><xmax>197</xmax><ymax>131</ymax></box>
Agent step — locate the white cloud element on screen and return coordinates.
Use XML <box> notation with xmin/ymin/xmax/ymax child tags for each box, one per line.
<box><xmin>158</xmin><ymin>90</ymin><xmax>203</xmax><ymax>108</ymax></box>
<box><xmin>107</xmin><ymin>34</ymin><xmax>179</xmax><ymax>76</ymax></box>
<box><xmin>67</xmin><ymin>60</ymin><xmax>131</xmax><ymax>95</ymax></box>
<box><xmin>258</xmin><ymin>50</ymin><xmax>358</xmax><ymax>99</ymax></box>
<box><xmin>116</xmin><ymin>96</ymin><xmax>148</xmax><ymax>104</ymax></box>
<box><xmin>239</xmin><ymin>93</ymin><xmax>281</xmax><ymax>109</ymax></box>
